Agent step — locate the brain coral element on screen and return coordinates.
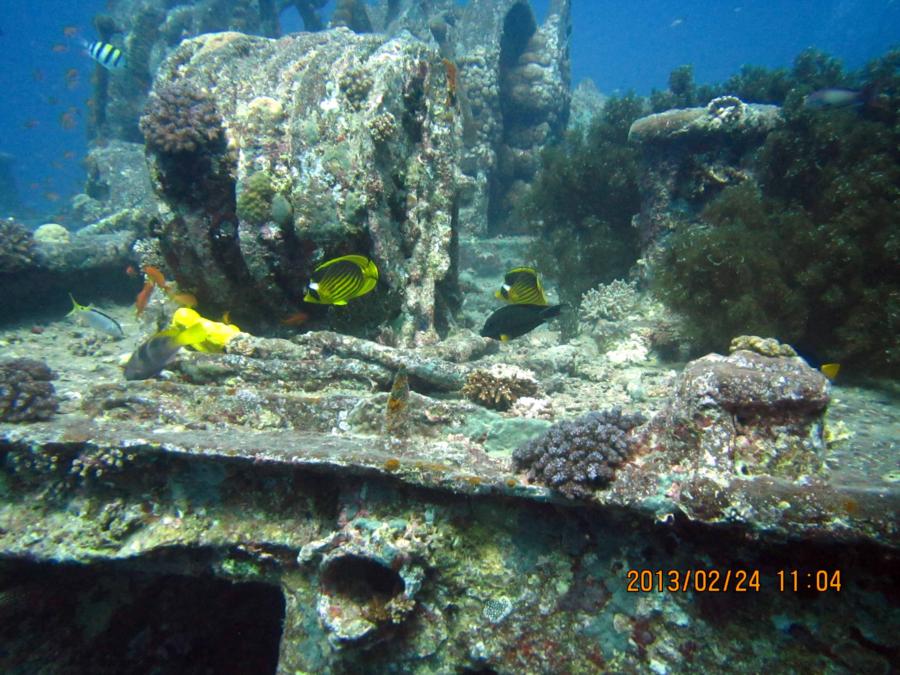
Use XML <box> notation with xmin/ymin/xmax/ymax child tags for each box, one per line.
<box><xmin>140</xmin><ymin>82</ymin><xmax>223</xmax><ymax>155</ymax></box>
<box><xmin>512</xmin><ymin>408</ymin><xmax>647</xmax><ymax>498</ymax></box>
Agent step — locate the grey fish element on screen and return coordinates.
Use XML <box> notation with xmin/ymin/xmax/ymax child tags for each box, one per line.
<box><xmin>803</xmin><ymin>88</ymin><xmax>865</xmax><ymax>110</ymax></box>
<box><xmin>68</xmin><ymin>294</ymin><xmax>124</xmax><ymax>338</ymax></box>
<box><xmin>123</xmin><ymin>323</ymin><xmax>207</xmax><ymax>380</ymax></box>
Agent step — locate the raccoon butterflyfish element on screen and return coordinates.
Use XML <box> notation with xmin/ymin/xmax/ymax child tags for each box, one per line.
<box><xmin>495</xmin><ymin>267</ymin><xmax>548</xmax><ymax>305</ymax></box>
<box><xmin>67</xmin><ymin>294</ymin><xmax>124</xmax><ymax>338</ymax></box>
<box><xmin>123</xmin><ymin>322</ymin><xmax>208</xmax><ymax>380</ymax></box>
<box><xmin>169</xmin><ymin>307</ymin><xmax>240</xmax><ymax>353</ymax></box>
<box><xmin>86</xmin><ymin>41</ymin><xmax>125</xmax><ymax>70</ymax></box>
<box><xmin>480</xmin><ymin>304</ymin><xmax>562</xmax><ymax>341</ymax></box>
<box><xmin>303</xmin><ymin>254</ymin><xmax>379</xmax><ymax>305</ymax></box>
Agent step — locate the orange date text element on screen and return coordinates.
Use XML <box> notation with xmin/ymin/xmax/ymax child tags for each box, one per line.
<box><xmin>625</xmin><ymin>568</ymin><xmax>762</xmax><ymax>593</ymax></box>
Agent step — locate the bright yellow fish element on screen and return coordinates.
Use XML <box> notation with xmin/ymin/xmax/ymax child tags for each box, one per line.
<box><xmin>303</xmin><ymin>254</ymin><xmax>379</xmax><ymax>305</ymax></box>
<box><xmin>495</xmin><ymin>267</ymin><xmax>548</xmax><ymax>305</ymax></box>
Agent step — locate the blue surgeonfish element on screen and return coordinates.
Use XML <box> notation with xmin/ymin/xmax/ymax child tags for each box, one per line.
<box><xmin>86</xmin><ymin>41</ymin><xmax>126</xmax><ymax>70</ymax></box>
<box><xmin>67</xmin><ymin>294</ymin><xmax>124</xmax><ymax>338</ymax></box>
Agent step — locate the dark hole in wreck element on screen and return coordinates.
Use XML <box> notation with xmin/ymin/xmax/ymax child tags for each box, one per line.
<box><xmin>320</xmin><ymin>553</ymin><xmax>405</xmax><ymax>606</ymax></box>
<box><xmin>490</xmin><ymin>1</ymin><xmax>539</xmax><ymax>233</ymax></box>
<box><xmin>0</xmin><ymin>558</ymin><xmax>285</xmax><ymax>674</ymax></box>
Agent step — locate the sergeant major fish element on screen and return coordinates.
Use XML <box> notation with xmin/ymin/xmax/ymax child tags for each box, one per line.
<box><xmin>86</xmin><ymin>41</ymin><xmax>126</xmax><ymax>70</ymax></box>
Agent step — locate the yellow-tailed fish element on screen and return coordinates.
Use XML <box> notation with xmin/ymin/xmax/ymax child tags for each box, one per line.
<box><xmin>820</xmin><ymin>363</ymin><xmax>841</xmax><ymax>380</ymax></box>
<box><xmin>68</xmin><ymin>293</ymin><xmax>124</xmax><ymax>338</ymax></box>
<box><xmin>123</xmin><ymin>322</ymin><xmax>208</xmax><ymax>380</ymax></box>
<box><xmin>303</xmin><ymin>254</ymin><xmax>379</xmax><ymax>305</ymax></box>
<box><xmin>495</xmin><ymin>267</ymin><xmax>548</xmax><ymax>305</ymax></box>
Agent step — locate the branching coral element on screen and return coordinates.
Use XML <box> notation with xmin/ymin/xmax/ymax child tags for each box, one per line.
<box><xmin>140</xmin><ymin>82</ymin><xmax>224</xmax><ymax>155</ymax></box>
<box><xmin>512</xmin><ymin>408</ymin><xmax>646</xmax><ymax>499</ymax></box>
<box><xmin>580</xmin><ymin>279</ymin><xmax>640</xmax><ymax>323</ymax></box>
<box><xmin>0</xmin><ymin>359</ymin><xmax>58</xmax><ymax>422</ymax></box>
<box><xmin>0</xmin><ymin>219</ymin><xmax>36</xmax><ymax>274</ymax></box>
<box><xmin>462</xmin><ymin>364</ymin><xmax>539</xmax><ymax>411</ymax></box>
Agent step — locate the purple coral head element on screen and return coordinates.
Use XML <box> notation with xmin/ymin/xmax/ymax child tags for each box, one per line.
<box><xmin>513</xmin><ymin>408</ymin><xmax>646</xmax><ymax>498</ymax></box>
<box><xmin>139</xmin><ymin>82</ymin><xmax>224</xmax><ymax>155</ymax></box>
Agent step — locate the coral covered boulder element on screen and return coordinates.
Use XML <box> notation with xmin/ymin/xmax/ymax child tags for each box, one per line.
<box><xmin>143</xmin><ymin>29</ymin><xmax>460</xmax><ymax>344</ymax></box>
<box><xmin>653</xmin><ymin>349</ymin><xmax>830</xmax><ymax>478</ymax></box>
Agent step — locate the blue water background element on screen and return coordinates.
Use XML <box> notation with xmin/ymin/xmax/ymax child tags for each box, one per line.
<box><xmin>1</xmin><ymin>0</ymin><xmax>898</xmax><ymax>220</ymax></box>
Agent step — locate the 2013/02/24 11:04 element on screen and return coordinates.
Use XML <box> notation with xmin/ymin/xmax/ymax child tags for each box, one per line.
<box><xmin>624</xmin><ymin>569</ymin><xmax>842</xmax><ymax>592</ymax></box>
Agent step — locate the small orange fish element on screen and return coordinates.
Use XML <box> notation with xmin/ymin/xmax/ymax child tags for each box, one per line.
<box><xmin>65</xmin><ymin>68</ymin><xmax>79</xmax><ymax>89</ymax></box>
<box><xmin>280</xmin><ymin>311</ymin><xmax>309</xmax><ymax>326</ymax></box>
<box><xmin>51</xmin><ymin>43</ymin><xmax>69</xmax><ymax>53</ymax></box>
<box><xmin>135</xmin><ymin>280</ymin><xmax>154</xmax><ymax>316</ymax></box>
<box><xmin>44</xmin><ymin>192</ymin><xmax>60</xmax><ymax>202</ymax></box>
<box><xmin>125</xmin><ymin>265</ymin><xmax>138</xmax><ymax>277</ymax></box>
<box><xmin>63</xmin><ymin>150</ymin><xmax>77</xmax><ymax>160</ymax></box>
<box><xmin>168</xmin><ymin>292</ymin><xmax>198</xmax><ymax>308</ymax></box>
<box><xmin>63</xmin><ymin>26</ymin><xmax>79</xmax><ymax>38</ymax></box>
<box><xmin>23</xmin><ymin>119</ymin><xmax>40</xmax><ymax>129</ymax></box>
<box><xmin>51</xmin><ymin>160</ymin><xmax>64</xmax><ymax>170</ymax></box>
<box><xmin>59</xmin><ymin>111</ymin><xmax>78</xmax><ymax>130</ymax></box>
<box><xmin>143</xmin><ymin>265</ymin><xmax>168</xmax><ymax>290</ymax></box>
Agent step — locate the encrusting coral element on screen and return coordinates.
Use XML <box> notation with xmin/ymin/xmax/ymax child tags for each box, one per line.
<box><xmin>462</xmin><ymin>364</ymin><xmax>540</xmax><ymax>411</ymax></box>
<box><xmin>139</xmin><ymin>82</ymin><xmax>224</xmax><ymax>155</ymax></box>
<box><xmin>513</xmin><ymin>408</ymin><xmax>646</xmax><ymax>499</ymax></box>
<box><xmin>0</xmin><ymin>359</ymin><xmax>58</xmax><ymax>423</ymax></box>
<box><xmin>236</xmin><ymin>171</ymin><xmax>276</xmax><ymax>225</ymax></box>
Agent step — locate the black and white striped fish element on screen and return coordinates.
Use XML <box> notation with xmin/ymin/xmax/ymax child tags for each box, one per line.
<box><xmin>87</xmin><ymin>41</ymin><xmax>125</xmax><ymax>70</ymax></box>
